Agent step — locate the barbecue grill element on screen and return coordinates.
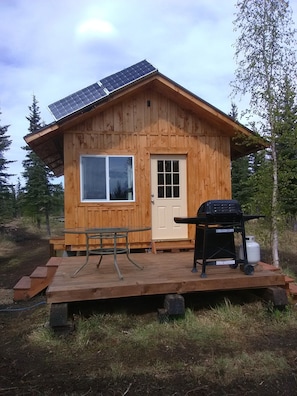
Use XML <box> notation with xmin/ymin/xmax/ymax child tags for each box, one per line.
<box><xmin>174</xmin><ymin>199</ymin><xmax>264</xmax><ymax>278</ymax></box>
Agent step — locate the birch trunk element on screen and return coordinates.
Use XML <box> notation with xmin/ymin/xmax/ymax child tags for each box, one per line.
<box><xmin>271</xmin><ymin>139</ymin><xmax>279</xmax><ymax>268</ymax></box>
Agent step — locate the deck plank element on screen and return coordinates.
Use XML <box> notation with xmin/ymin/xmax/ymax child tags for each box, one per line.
<box><xmin>46</xmin><ymin>252</ymin><xmax>286</xmax><ymax>304</ymax></box>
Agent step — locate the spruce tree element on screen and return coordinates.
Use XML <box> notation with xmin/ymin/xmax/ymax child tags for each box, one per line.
<box><xmin>276</xmin><ymin>77</ymin><xmax>297</xmax><ymax>220</ymax></box>
<box><xmin>0</xmin><ymin>112</ymin><xmax>14</xmax><ymax>222</ymax></box>
<box><xmin>230</xmin><ymin>103</ymin><xmax>253</xmax><ymax>209</ymax></box>
<box><xmin>22</xmin><ymin>96</ymin><xmax>56</xmax><ymax>234</ymax></box>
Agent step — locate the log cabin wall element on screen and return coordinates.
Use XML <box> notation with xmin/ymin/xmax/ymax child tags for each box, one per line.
<box><xmin>64</xmin><ymin>88</ymin><xmax>231</xmax><ymax>248</ymax></box>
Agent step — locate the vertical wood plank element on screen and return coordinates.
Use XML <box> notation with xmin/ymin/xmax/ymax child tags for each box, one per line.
<box><xmin>63</xmin><ymin>89</ymin><xmax>232</xmax><ymax>248</ymax></box>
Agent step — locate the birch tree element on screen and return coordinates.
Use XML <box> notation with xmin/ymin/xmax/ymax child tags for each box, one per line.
<box><xmin>232</xmin><ymin>0</ymin><xmax>297</xmax><ymax>267</ymax></box>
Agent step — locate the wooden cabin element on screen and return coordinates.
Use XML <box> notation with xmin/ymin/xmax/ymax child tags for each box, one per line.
<box><xmin>24</xmin><ymin>60</ymin><xmax>265</xmax><ymax>253</ymax></box>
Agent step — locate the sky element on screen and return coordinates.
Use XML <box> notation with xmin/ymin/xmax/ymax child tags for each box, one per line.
<box><xmin>1</xmin><ymin>0</ymin><xmax>297</xmax><ymax>186</ymax></box>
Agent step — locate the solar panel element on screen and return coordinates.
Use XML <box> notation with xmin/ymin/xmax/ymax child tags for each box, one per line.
<box><xmin>48</xmin><ymin>83</ymin><xmax>108</xmax><ymax>121</ymax></box>
<box><xmin>100</xmin><ymin>60</ymin><xmax>157</xmax><ymax>93</ymax></box>
<box><xmin>48</xmin><ymin>60</ymin><xmax>157</xmax><ymax>121</ymax></box>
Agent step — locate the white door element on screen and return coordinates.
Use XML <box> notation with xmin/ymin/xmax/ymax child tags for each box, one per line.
<box><xmin>151</xmin><ymin>155</ymin><xmax>188</xmax><ymax>240</ymax></box>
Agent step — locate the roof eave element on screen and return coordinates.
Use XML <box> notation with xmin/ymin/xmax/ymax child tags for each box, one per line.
<box><xmin>24</xmin><ymin>70</ymin><xmax>267</xmax><ymax>175</ymax></box>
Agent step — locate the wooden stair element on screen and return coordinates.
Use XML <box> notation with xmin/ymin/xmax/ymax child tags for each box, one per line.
<box><xmin>287</xmin><ymin>282</ymin><xmax>297</xmax><ymax>303</ymax></box>
<box><xmin>13</xmin><ymin>257</ymin><xmax>61</xmax><ymax>301</ymax></box>
<box><xmin>152</xmin><ymin>240</ymin><xmax>194</xmax><ymax>254</ymax></box>
<box><xmin>49</xmin><ymin>237</ymin><xmax>65</xmax><ymax>256</ymax></box>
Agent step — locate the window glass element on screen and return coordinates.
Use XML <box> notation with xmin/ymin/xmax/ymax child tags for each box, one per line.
<box><xmin>109</xmin><ymin>157</ymin><xmax>133</xmax><ymax>200</ymax></box>
<box><xmin>158</xmin><ymin>173</ymin><xmax>164</xmax><ymax>185</ymax></box>
<box><xmin>81</xmin><ymin>155</ymin><xmax>134</xmax><ymax>202</ymax></box>
<box><xmin>157</xmin><ymin>159</ymin><xmax>181</xmax><ymax>199</ymax></box>
<box><xmin>173</xmin><ymin>173</ymin><xmax>179</xmax><ymax>185</ymax></box>
<box><xmin>165</xmin><ymin>160</ymin><xmax>171</xmax><ymax>172</ymax></box>
<box><xmin>82</xmin><ymin>157</ymin><xmax>106</xmax><ymax>199</ymax></box>
<box><xmin>158</xmin><ymin>186</ymin><xmax>164</xmax><ymax>198</ymax></box>
<box><xmin>165</xmin><ymin>173</ymin><xmax>172</xmax><ymax>185</ymax></box>
<box><xmin>166</xmin><ymin>186</ymin><xmax>172</xmax><ymax>197</ymax></box>
<box><xmin>157</xmin><ymin>160</ymin><xmax>164</xmax><ymax>172</ymax></box>
<box><xmin>173</xmin><ymin>160</ymin><xmax>179</xmax><ymax>172</ymax></box>
<box><xmin>173</xmin><ymin>186</ymin><xmax>180</xmax><ymax>197</ymax></box>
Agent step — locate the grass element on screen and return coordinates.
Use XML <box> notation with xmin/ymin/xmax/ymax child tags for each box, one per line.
<box><xmin>2</xmin><ymin>219</ymin><xmax>297</xmax><ymax>390</ymax></box>
<box><xmin>27</xmin><ymin>297</ymin><xmax>297</xmax><ymax>386</ymax></box>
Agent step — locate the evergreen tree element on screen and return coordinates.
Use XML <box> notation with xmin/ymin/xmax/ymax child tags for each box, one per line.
<box><xmin>275</xmin><ymin>77</ymin><xmax>297</xmax><ymax>220</ymax></box>
<box><xmin>232</xmin><ymin>0</ymin><xmax>297</xmax><ymax>267</ymax></box>
<box><xmin>14</xmin><ymin>178</ymin><xmax>24</xmax><ymax>218</ymax></box>
<box><xmin>231</xmin><ymin>156</ymin><xmax>251</xmax><ymax>209</ymax></box>
<box><xmin>230</xmin><ymin>102</ymin><xmax>257</xmax><ymax>211</ymax></box>
<box><xmin>0</xmin><ymin>112</ymin><xmax>15</xmax><ymax>222</ymax></box>
<box><xmin>22</xmin><ymin>96</ymin><xmax>61</xmax><ymax>235</ymax></box>
<box><xmin>230</xmin><ymin>103</ymin><xmax>252</xmax><ymax>208</ymax></box>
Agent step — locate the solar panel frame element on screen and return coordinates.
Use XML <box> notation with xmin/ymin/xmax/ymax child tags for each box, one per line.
<box><xmin>48</xmin><ymin>60</ymin><xmax>157</xmax><ymax>121</ymax></box>
<box><xmin>48</xmin><ymin>83</ymin><xmax>107</xmax><ymax>121</ymax></box>
<box><xmin>100</xmin><ymin>60</ymin><xmax>157</xmax><ymax>93</ymax></box>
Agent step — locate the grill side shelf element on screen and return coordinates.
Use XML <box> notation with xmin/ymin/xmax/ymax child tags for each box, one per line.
<box><xmin>174</xmin><ymin>215</ymin><xmax>265</xmax><ymax>224</ymax></box>
<box><xmin>174</xmin><ymin>217</ymin><xmax>206</xmax><ymax>224</ymax></box>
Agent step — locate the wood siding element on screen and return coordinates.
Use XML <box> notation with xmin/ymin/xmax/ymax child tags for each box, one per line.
<box><xmin>64</xmin><ymin>89</ymin><xmax>231</xmax><ymax>247</ymax></box>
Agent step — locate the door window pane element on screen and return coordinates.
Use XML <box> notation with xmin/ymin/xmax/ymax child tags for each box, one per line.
<box><xmin>166</xmin><ymin>186</ymin><xmax>172</xmax><ymax>197</ymax></box>
<box><xmin>158</xmin><ymin>186</ymin><xmax>164</xmax><ymax>198</ymax></box>
<box><xmin>165</xmin><ymin>161</ymin><xmax>171</xmax><ymax>172</ymax></box>
<box><xmin>157</xmin><ymin>159</ymin><xmax>180</xmax><ymax>199</ymax></box>
<box><xmin>173</xmin><ymin>186</ymin><xmax>180</xmax><ymax>197</ymax></box>
<box><xmin>165</xmin><ymin>173</ymin><xmax>172</xmax><ymax>185</ymax></box>
<box><xmin>157</xmin><ymin>160</ymin><xmax>164</xmax><ymax>172</ymax></box>
<box><xmin>173</xmin><ymin>160</ymin><xmax>179</xmax><ymax>172</ymax></box>
<box><xmin>173</xmin><ymin>173</ymin><xmax>179</xmax><ymax>185</ymax></box>
<box><xmin>158</xmin><ymin>173</ymin><xmax>164</xmax><ymax>185</ymax></box>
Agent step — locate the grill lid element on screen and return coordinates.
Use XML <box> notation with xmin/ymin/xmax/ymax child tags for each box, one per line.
<box><xmin>197</xmin><ymin>200</ymin><xmax>242</xmax><ymax>217</ymax></box>
<box><xmin>174</xmin><ymin>199</ymin><xmax>264</xmax><ymax>225</ymax></box>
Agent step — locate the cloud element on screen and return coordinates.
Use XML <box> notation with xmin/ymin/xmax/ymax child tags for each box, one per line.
<box><xmin>77</xmin><ymin>19</ymin><xmax>116</xmax><ymax>38</ymax></box>
<box><xmin>0</xmin><ymin>0</ymin><xmax>296</xmax><ymax>186</ymax></box>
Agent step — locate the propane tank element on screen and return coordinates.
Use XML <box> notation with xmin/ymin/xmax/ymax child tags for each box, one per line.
<box><xmin>239</xmin><ymin>235</ymin><xmax>260</xmax><ymax>266</ymax></box>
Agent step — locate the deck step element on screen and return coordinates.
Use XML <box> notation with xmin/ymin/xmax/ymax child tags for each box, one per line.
<box><xmin>289</xmin><ymin>283</ymin><xmax>297</xmax><ymax>296</ymax></box>
<box><xmin>284</xmin><ymin>276</ymin><xmax>295</xmax><ymax>291</ymax></box>
<box><xmin>29</xmin><ymin>266</ymin><xmax>49</xmax><ymax>291</ymax></box>
<box><xmin>46</xmin><ymin>256</ymin><xmax>63</xmax><ymax>267</ymax></box>
<box><xmin>13</xmin><ymin>257</ymin><xmax>62</xmax><ymax>302</ymax></box>
<box><xmin>14</xmin><ymin>276</ymin><xmax>31</xmax><ymax>290</ymax></box>
<box><xmin>49</xmin><ymin>237</ymin><xmax>65</xmax><ymax>256</ymax></box>
<box><xmin>13</xmin><ymin>276</ymin><xmax>31</xmax><ymax>301</ymax></box>
<box><xmin>46</xmin><ymin>257</ymin><xmax>61</xmax><ymax>277</ymax></box>
<box><xmin>287</xmin><ymin>283</ymin><xmax>297</xmax><ymax>303</ymax></box>
<box><xmin>31</xmin><ymin>266</ymin><xmax>48</xmax><ymax>278</ymax></box>
<box><xmin>285</xmin><ymin>276</ymin><xmax>295</xmax><ymax>283</ymax></box>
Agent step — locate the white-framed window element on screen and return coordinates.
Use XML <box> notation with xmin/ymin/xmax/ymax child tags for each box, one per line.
<box><xmin>80</xmin><ymin>155</ymin><xmax>135</xmax><ymax>202</ymax></box>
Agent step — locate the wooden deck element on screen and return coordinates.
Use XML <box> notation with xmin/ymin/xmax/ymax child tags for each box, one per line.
<box><xmin>46</xmin><ymin>251</ymin><xmax>286</xmax><ymax>304</ymax></box>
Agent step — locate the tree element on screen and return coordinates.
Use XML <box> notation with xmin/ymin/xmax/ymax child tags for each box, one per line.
<box><xmin>22</xmin><ymin>96</ymin><xmax>62</xmax><ymax>235</ymax></box>
<box><xmin>275</xmin><ymin>77</ymin><xmax>297</xmax><ymax>220</ymax></box>
<box><xmin>232</xmin><ymin>0</ymin><xmax>297</xmax><ymax>267</ymax></box>
<box><xmin>0</xmin><ymin>112</ymin><xmax>15</xmax><ymax>222</ymax></box>
<box><xmin>230</xmin><ymin>103</ymin><xmax>253</xmax><ymax>209</ymax></box>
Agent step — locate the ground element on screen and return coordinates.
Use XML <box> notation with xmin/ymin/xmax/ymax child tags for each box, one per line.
<box><xmin>1</xmin><ymin>225</ymin><xmax>297</xmax><ymax>395</ymax></box>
